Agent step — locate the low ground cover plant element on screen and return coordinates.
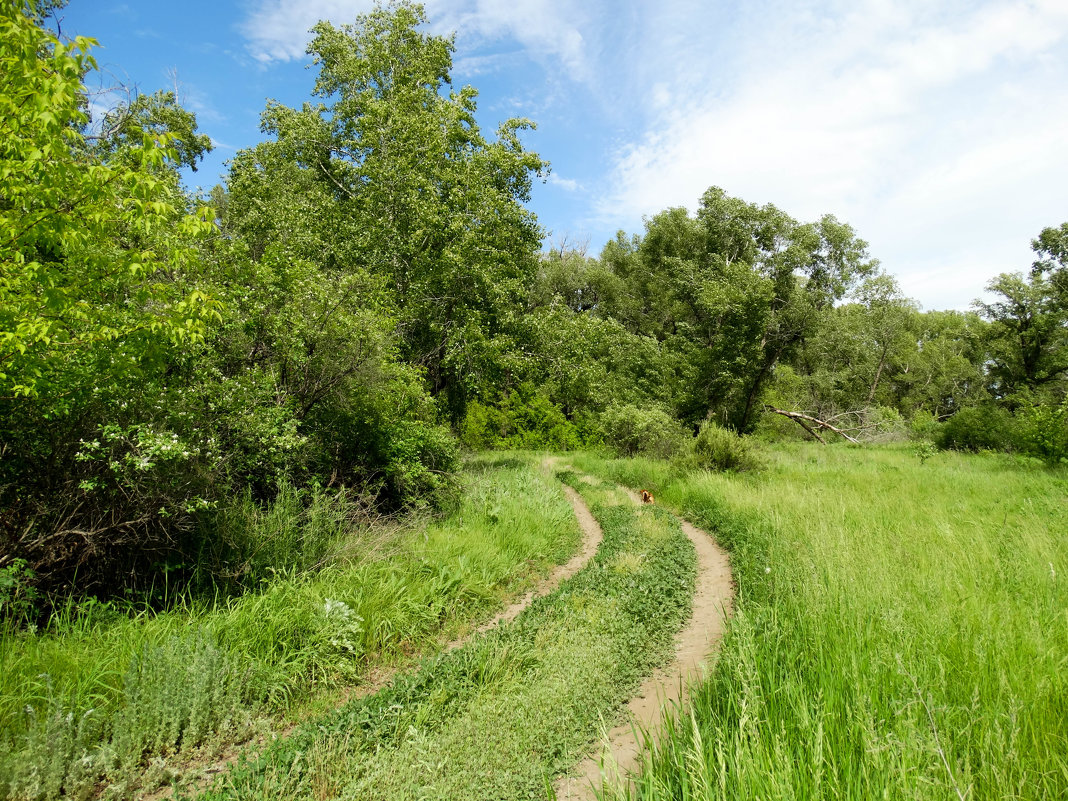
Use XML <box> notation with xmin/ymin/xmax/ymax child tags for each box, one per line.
<box><xmin>195</xmin><ymin>471</ymin><xmax>696</xmax><ymax>801</ymax></box>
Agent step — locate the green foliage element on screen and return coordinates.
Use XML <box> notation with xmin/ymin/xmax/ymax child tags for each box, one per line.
<box><xmin>936</xmin><ymin>405</ymin><xmax>1020</xmax><ymax>453</ymax></box>
<box><xmin>609</xmin><ymin>188</ymin><xmax>877</xmax><ymax>431</ymax></box>
<box><xmin>598</xmin><ymin>403</ymin><xmax>691</xmax><ymax>459</ymax></box>
<box><xmin>912</xmin><ymin>439</ymin><xmax>937</xmax><ymax>464</ymax></box>
<box><xmin>381</xmin><ymin>419</ymin><xmax>459</xmax><ymax>509</ymax></box>
<box><xmin>0</xmin><ymin>457</ymin><xmax>579</xmax><ymax>799</ymax></box>
<box><xmin>581</xmin><ymin>446</ymin><xmax>1068</xmax><ymax>800</ymax></box>
<box><xmin>0</xmin><ymin>4</ymin><xmax>218</xmax><ymax>399</ymax></box>
<box><xmin>1017</xmin><ymin>397</ymin><xmax>1068</xmax><ymax>466</ymax></box>
<box><xmin>0</xmin><ymin>628</ymin><xmax>252</xmax><ymax>800</ymax></box>
<box><xmin>459</xmin><ymin>385</ymin><xmax>590</xmax><ymax>451</ymax></box>
<box><xmin>688</xmin><ymin>421</ymin><xmax>761</xmax><ymax>472</ymax></box>
<box><xmin>227</xmin><ymin>1</ymin><xmax>548</xmax><ymax>421</ymax></box>
<box><xmin>976</xmin><ymin>270</ymin><xmax>1068</xmax><ymax>397</ymax></box>
<box><xmin>194</xmin><ymin>472</ymin><xmax>695</xmax><ymax>801</ymax></box>
<box><xmin>195</xmin><ymin>482</ymin><xmax>360</xmax><ymax>591</ymax></box>
<box><xmin>0</xmin><ymin>2</ymin><xmax>466</xmax><ymax>596</ymax></box>
<box><xmin>0</xmin><ymin>559</ymin><xmax>38</xmax><ymax>628</ymax></box>
<box><xmin>908</xmin><ymin>409</ymin><xmax>941</xmax><ymax>441</ymax></box>
<box><xmin>108</xmin><ymin>631</ymin><xmax>251</xmax><ymax>765</ymax></box>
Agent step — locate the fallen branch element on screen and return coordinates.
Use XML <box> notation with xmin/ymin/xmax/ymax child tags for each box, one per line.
<box><xmin>766</xmin><ymin>407</ymin><xmax>861</xmax><ymax>444</ymax></box>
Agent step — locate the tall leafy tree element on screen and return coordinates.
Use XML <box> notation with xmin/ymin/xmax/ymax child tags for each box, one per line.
<box><xmin>976</xmin><ymin>224</ymin><xmax>1068</xmax><ymax>401</ymax></box>
<box><xmin>0</xmin><ymin>0</ymin><xmax>223</xmax><ymax>590</ymax></box>
<box><xmin>596</xmin><ymin>187</ymin><xmax>876</xmax><ymax>431</ymax></box>
<box><xmin>0</xmin><ymin>1</ymin><xmax>216</xmax><ymax>400</ymax></box>
<box><xmin>226</xmin><ymin>2</ymin><xmax>547</xmax><ymax>419</ymax></box>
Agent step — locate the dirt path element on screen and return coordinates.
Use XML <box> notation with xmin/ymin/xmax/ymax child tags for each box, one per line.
<box><xmin>554</xmin><ymin>487</ymin><xmax>735</xmax><ymax>801</ymax></box>
<box><xmin>146</xmin><ymin>462</ymin><xmax>603</xmax><ymax>801</ymax></box>
<box><xmin>445</xmin><ymin>479</ymin><xmax>603</xmax><ymax>650</ymax></box>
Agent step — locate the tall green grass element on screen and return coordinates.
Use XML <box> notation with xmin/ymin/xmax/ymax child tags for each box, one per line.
<box><xmin>0</xmin><ymin>454</ymin><xmax>579</xmax><ymax>800</ymax></box>
<box><xmin>577</xmin><ymin>445</ymin><xmax>1068</xmax><ymax>800</ymax></box>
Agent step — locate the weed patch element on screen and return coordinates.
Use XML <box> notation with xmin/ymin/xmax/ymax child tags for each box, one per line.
<box><xmin>0</xmin><ymin>456</ymin><xmax>578</xmax><ymax>800</ymax></box>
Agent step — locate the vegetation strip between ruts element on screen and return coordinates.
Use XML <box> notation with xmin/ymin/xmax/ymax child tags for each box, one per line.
<box><xmin>190</xmin><ymin>471</ymin><xmax>696</xmax><ymax>801</ymax></box>
<box><xmin>555</xmin><ymin>485</ymin><xmax>734</xmax><ymax>801</ymax></box>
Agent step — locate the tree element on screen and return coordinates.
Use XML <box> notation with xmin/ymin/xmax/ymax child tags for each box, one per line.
<box><xmin>0</xmin><ymin>1</ymin><xmax>224</xmax><ymax>593</ymax></box>
<box><xmin>226</xmin><ymin>2</ymin><xmax>547</xmax><ymax>420</ymax></box>
<box><xmin>597</xmin><ymin>187</ymin><xmax>876</xmax><ymax>432</ymax></box>
<box><xmin>976</xmin><ymin>270</ymin><xmax>1068</xmax><ymax>399</ymax></box>
<box><xmin>0</xmin><ymin>2</ymin><xmax>217</xmax><ymax>400</ymax></box>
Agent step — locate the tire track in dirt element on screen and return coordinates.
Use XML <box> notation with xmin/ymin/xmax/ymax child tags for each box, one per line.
<box><xmin>146</xmin><ymin>459</ymin><xmax>602</xmax><ymax>801</ymax></box>
<box><xmin>554</xmin><ymin>486</ymin><xmax>735</xmax><ymax>801</ymax></box>
<box><xmin>445</xmin><ymin>466</ymin><xmax>603</xmax><ymax>650</ymax></box>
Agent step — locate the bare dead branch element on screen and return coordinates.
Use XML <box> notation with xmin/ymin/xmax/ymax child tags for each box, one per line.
<box><xmin>766</xmin><ymin>406</ymin><xmax>861</xmax><ymax>444</ymax></box>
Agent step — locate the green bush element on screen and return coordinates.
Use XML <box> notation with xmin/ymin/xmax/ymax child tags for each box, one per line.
<box><xmin>0</xmin><ymin>560</ymin><xmax>38</xmax><ymax>629</ymax></box>
<box><xmin>598</xmin><ymin>403</ymin><xmax>690</xmax><ymax>460</ymax></box>
<box><xmin>1018</xmin><ymin>398</ymin><xmax>1068</xmax><ymax>466</ymax></box>
<box><xmin>936</xmin><ymin>405</ymin><xmax>1020</xmax><ymax>452</ymax></box>
<box><xmin>908</xmin><ymin>409</ymin><xmax>942</xmax><ymax>441</ymax></box>
<box><xmin>382</xmin><ymin>420</ymin><xmax>460</xmax><ymax>510</ymax></box>
<box><xmin>688</xmin><ymin>421</ymin><xmax>761</xmax><ymax>472</ymax></box>
<box><xmin>459</xmin><ymin>386</ymin><xmax>588</xmax><ymax>451</ymax></box>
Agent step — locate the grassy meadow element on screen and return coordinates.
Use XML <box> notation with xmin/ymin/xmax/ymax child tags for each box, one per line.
<box><xmin>0</xmin><ymin>455</ymin><xmax>581</xmax><ymax>800</ymax></box>
<box><xmin>576</xmin><ymin>444</ymin><xmax>1068</xmax><ymax>800</ymax></box>
<box><xmin>195</xmin><ymin>471</ymin><xmax>695</xmax><ymax>801</ymax></box>
<box><xmin>2</xmin><ymin>444</ymin><xmax>1065</xmax><ymax>801</ymax></box>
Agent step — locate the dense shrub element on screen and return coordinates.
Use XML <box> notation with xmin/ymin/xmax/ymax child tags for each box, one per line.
<box><xmin>598</xmin><ymin>403</ymin><xmax>690</xmax><ymax>459</ymax></box>
<box><xmin>936</xmin><ymin>404</ymin><xmax>1020</xmax><ymax>452</ymax></box>
<box><xmin>459</xmin><ymin>386</ymin><xmax>591</xmax><ymax>451</ymax></box>
<box><xmin>688</xmin><ymin>421</ymin><xmax>761</xmax><ymax>472</ymax></box>
<box><xmin>1017</xmin><ymin>398</ymin><xmax>1068</xmax><ymax>466</ymax></box>
<box><xmin>908</xmin><ymin>409</ymin><xmax>942</xmax><ymax>441</ymax></box>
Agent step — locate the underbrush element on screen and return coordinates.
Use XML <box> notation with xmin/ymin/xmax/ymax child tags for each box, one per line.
<box><xmin>0</xmin><ymin>455</ymin><xmax>579</xmax><ymax>800</ymax></box>
<box><xmin>577</xmin><ymin>445</ymin><xmax>1068</xmax><ymax>800</ymax></box>
<box><xmin>194</xmin><ymin>471</ymin><xmax>696</xmax><ymax>801</ymax></box>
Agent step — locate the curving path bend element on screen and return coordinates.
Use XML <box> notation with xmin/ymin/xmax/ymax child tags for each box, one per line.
<box><xmin>554</xmin><ymin>484</ymin><xmax>735</xmax><ymax>801</ymax></box>
<box><xmin>445</xmin><ymin>479</ymin><xmax>603</xmax><ymax>650</ymax></box>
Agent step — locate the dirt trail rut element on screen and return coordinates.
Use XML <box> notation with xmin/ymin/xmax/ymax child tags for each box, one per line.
<box><xmin>447</xmin><ymin>481</ymin><xmax>603</xmax><ymax>649</ymax></box>
<box><xmin>554</xmin><ymin>486</ymin><xmax>735</xmax><ymax>801</ymax></box>
<box><xmin>149</xmin><ymin>466</ymin><xmax>603</xmax><ymax>801</ymax></box>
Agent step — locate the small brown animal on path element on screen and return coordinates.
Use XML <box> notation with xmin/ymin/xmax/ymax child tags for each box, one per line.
<box><xmin>640</xmin><ymin>489</ymin><xmax>654</xmax><ymax>504</ymax></box>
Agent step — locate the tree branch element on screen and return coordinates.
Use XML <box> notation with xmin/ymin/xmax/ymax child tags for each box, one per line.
<box><xmin>766</xmin><ymin>406</ymin><xmax>860</xmax><ymax>444</ymax></box>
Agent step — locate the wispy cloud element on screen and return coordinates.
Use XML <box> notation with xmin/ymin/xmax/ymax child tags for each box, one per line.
<box><xmin>596</xmin><ymin>0</ymin><xmax>1068</xmax><ymax>308</ymax></box>
<box><xmin>240</xmin><ymin>0</ymin><xmax>370</xmax><ymax>63</ymax></box>
<box><xmin>546</xmin><ymin>172</ymin><xmax>582</xmax><ymax>192</ymax></box>
<box><xmin>237</xmin><ymin>0</ymin><xmax>1068</xmax><ymax>308</ymax></box>
<box><xmin>240</xmin><ymin>0</ymin><xmax>593</xmax><ymax>78</ymax></box>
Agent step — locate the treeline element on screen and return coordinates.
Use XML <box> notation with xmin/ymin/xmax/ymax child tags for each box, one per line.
<box><xmin>1</xmin><ymin>0</ymin><xmax>1066</xmax><ymax>610</ymax></box>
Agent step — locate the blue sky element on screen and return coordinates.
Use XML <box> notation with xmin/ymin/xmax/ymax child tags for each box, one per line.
<box><xmin>58</xmin><ymin>0</ymin><xmax>1068</xmax><ymax>310</ymax></box>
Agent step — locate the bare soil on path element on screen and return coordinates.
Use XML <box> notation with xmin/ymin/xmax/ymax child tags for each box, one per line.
<box><xmin>144</xmin><ymin>460</ymin><xmax>604</xmax><ymax>801</ymax></box>
<box><xmin>144</xmin><ymin>461</ymin><xmax>732</xmax><ymax>801</ymax></box>
<box><xmin>554</xmin><ymin>486</ymin><xmax>735</xmax><ymax>801</ymax></box>
<box><xmin>445</xmin><ymin>479</ymin><xmax>604</xmax><ymax>650</ymax></box>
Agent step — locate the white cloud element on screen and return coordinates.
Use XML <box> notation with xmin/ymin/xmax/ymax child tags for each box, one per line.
<box><xmin>597</xmin><ymin>0</ymin><xmax>1068</xmax><ymax>308</ymax></box>
<box><xmin>240</xmin><ymin>0</ymin><xmax>372</xmax><ymax>63</ymax></box>
<box><xmin>238</xmin><ymin>0</ymin><xmax>1068</xmax><ymax>309</ymax></box>
<box><xmin>240</xmin><ymin>0</ymin><xmax>593</xmax><ymax>77</ymax></box>
<box><xmin>546</xmin><ymin>172</ymin><xmax>581</xmax><ymax>191</ymax></box>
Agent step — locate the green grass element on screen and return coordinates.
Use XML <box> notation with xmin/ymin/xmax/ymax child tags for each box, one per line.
<box><xmin>575</xmin><ymin>444</ymin><xmax>1068</xmax><ymax>800</ymax></box>
<box><xmin>193</xmin><ymin>471</ymin><xmax>697</xmax><ymax>801</ymax></box>
<box><xmin>0</xmin><ymin>454</ymin><xmax>580</xmax><ymax>800</ymax></box>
